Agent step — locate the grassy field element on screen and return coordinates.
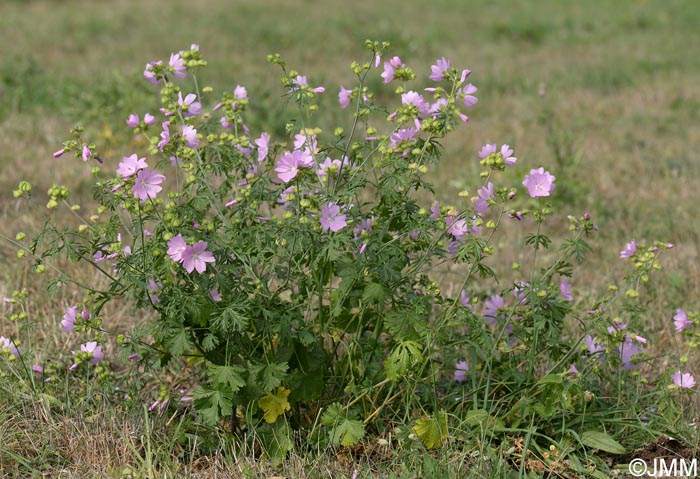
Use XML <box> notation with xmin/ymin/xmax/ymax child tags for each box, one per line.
<box><xmin>1</xmin><ymin>0</ymin><xmax>700</xmax><ymax>476</ymax></box>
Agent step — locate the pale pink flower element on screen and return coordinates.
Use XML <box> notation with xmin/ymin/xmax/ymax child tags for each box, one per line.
<box><xmin>181</xmin><ymin>125</ymin><xmax>199</xmax><ymax>148</ymax></box>
<box><xmin>0</xmin><ymin>336</ymin><xmax>19</xmax><ymax>357</ymax></box>
<box><xmin>560</xmin><ymin>278</ymin><xmax>573</xmax><ymax>301</ymax></box>
<box><xmin>461</xmin><ymin>84</ymin><xmax>478</xmax><ymax>108</ymax></box>
<box><xmin>619</xmin><ymin>240</ymin><xmax>637</xmax><ymax>259</ymax></box>
<box><xmin>117</xmin><ymin>154</ymin><xmax>148</xmax><ymax>178</ymax></box>
<box><xmin>144</xmin><ymin>60</ymin><xmax>162</xmax><ymax>84</ymax></box>
<box><xmin>169</xmin><ymin>53</ymin><xmax>186</xmax><ymax>78</ymax></box>
<box><xmin>81</xmin><ymin>341</ymin><xmax>104</xmax><ymax>364</ymax></box>
<box><xmin>181</xmin><ymin>241</ymin><xmax>215</xmax><ymax>274</ymax></box>
<box><xmin>158</xmin><ymin>121</ymin><xmax>171</xmax><ymax>151</ymax></box>
<box><xmin>320</xmin><ymin>202</ymin><xmax>347</xmax><ymax>232</ymax></box>
<box><xmin>338</xmin><ymin>86</ymin><xmax>352</xmax><ymax>109</ymax></box>
<box><xmin>673</xmin><ymin>371</ymin><xmax>696</xmax><ymax>389</ymax></box>
<box><xmin>429</xmin><ymin>57</ymin><xmax>451</xmax><ymax>82</ymax></box>
<box><xmin>178</xmin><ymin>92</ymin><xmax>201</xmax><ymax>116</ymax></box>
<box><xmin>81</xmin><ymin>145</ymin><xmax>92</xmax><ymax>162</ymax></box>
<box><xmin>275</xmin><ymin>150</ymin><xmax>313</xmax><ymax>183</ymax></box>
<box><xmin>210</xmin><ymin>290</ymin><xmax>222</xmax><ymax>302</ymax></box>
<box><xmin>522</xmin><ymin>167</ymin><xmax>556</xmax><ymax>198</ymax></box>
<box><xmin>62</xmin><ymin>305</ymin><xmax>77</xmax><ymax>332</ymax></box>
<box><xmin>255</xmin><ymin>132</ymin><xmax>270</xmax><ymax>163</ymax></box>
<box><xmin>126</xmin><ymin>114</ymin><xmax>139</xmax><ymax>128</ymax></box>
<box><xmin>167</xmin><ymin>235</ymin><xmax>187</xmax><ymax>263</ymax></box>
<box><xmin>474</xmin><ymin>182</ymin><xmax>495</xmax><ymax>214</ymax></box>
<box><xmin>454</xmin><ymin>360</ymin><xmax>468</xmax><ymax>382</ymax></box>
<box><xmin>133</xmin><ymin>169</ymin><xmax>165</xmax><ymax>202</ymax></box>
<box><xmin>674</xmin><ymin>308</ymin><xmax>692</xmax><ymax>332</ymax></box>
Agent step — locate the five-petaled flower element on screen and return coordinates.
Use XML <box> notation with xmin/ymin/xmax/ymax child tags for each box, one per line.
<box><xmin>117</xmin><ymin>154</ymin><xmax>148</xmax><ymax>178</ymax></box>
<box><xmin>320</xmin><ymin>202</ymin><xmax>347</xmax><ymax>232</ymax></box>
<box><xmin>619</xmin><ymin>240</ymin><xmax>637</xmax><ymax>259</ymax></box>
<box><xmin>454</xmin><ymin>360</ymin><xmax>469</xmax><ymax>382</ymax></box>
<box><xmin>673</xmin><ymin>371</ymin><xmax>696</xmax><ymax>389</ymax></box>
<box><xmin>674</xmin><ymin>308</ymin><xmax>691</xmax><ymax>332</ymax></box>
<box><xmin>181</xmin><ymin>241</ymin><xmax>216</xmax><ymax>274</ymax></box>
<box><xmin>522</xmin><ymin>167</ymin><xmax>556</xmax><ymax>198</ymax></box>
<box><xmin>132</xmin><ymin>169</ymin><xmax>165</xmax><ymax>202</ymax></box>
<box><xmin>429</xmin><ymin>57</ymin><xmax>451</xmax><ymax>82</ymax></box>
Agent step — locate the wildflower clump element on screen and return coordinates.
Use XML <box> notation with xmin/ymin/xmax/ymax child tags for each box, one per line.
<box><xmin>1</xmin><ymin>41</ymin><xmax>688</xmax><ymax>464</ymax></box>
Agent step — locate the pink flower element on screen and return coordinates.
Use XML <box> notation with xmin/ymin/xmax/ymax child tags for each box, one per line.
<box><xmin>583</xmin><ymin>335</ymin><xmax>605</xmax><ymax>356</ymax></box>
<box><xmin>674</xmin><ymin>308</ymin><xmax>692</xmax><ymax>332</ymax></box>
<box><xmin>522</xmin><ymin>167</ymin><xmax>556</xmax><ymax>198</ymax></box>
<box><xmin>167</xmin><ymin>234</ymin><xmax>187</xmax><ymax>263</ymax></box>
<box><xmin>446</xmin><ymin>216</ymin><xmax>468</xmax><ymax>240</ymax></box>
<box><xmin>560</xmin><ymin>278</ymin><xmax>573</xmax><ymax>301</ymax></box>
<box><xmin>478</xmin><ymin>144</ymin><xmax>497</xmax><ymax>159</ymax></box>
<box><xmin>81</xmin><ymin>145</ymin><xmax>92</xmax><ymax>162</ymax></box>
<box><xmin>454</xmin><ymin>360</ymin><xmax>468</xmax><ymax>382</ymax></box>
<box><xmin>144</xmin><ymin>61</ymin><xmax>162</xmax><ymax>84</ymax></box>
<box><xmin>474</xmin><ymin>182</ymin><xmax>495</xmax><ymax>214</ymax></box>
<box><xmin>81</xmin><ymin>341</ymin><xmax>104</xmax><ymax>364</ymax></box>
<box><xmin>461</xmin><ymin>83</ymin><xmax>478</xmax><ymax>108</ymax></box>
<box><xmin>181</xmin><ymin>125</ymin><xmax>199</xmax><ymax>148</ymax></box>
<box><xmin>292</xmin><ymin>75</ymin><xmax>324</xmax><ymax>93</ymax></box>
<box><xmin>673</xmin><ymin>371</ymin><xmax>696</xmax><ymax>389</ymax></box>
<box><xmin>117</xmin><ymin>154</ymin><xmax>148</xmax><ymax>178</ymax></box>
<box><xmin>210</xmin><ymin>290</ymin><xmax>222</xmax><ymax>302</ymax></box>
<box><xmin>429</xmin><ymin>57</ymin><xmax>451</xmax><ymax>82</ymax></box>
<box><xmin>169</xmin><ymin>53</ymin><xmax>186</xmax><ymax>78</ymax></box>
<box><xmin>320</xmin><ymin>202</ymin><xmax>347</xmax><ymax>232</ymax></box>
<box><xmin>338</xmin><ymin>86</ymin><xmax>352</xmax><ymax>109</ymax></box>
<box><xmin>178</xmin><ymin>92</ymin><xmax>201</xmax><ymax>117</ymax></box>
<box><xmin>132</xmin><ymin>169</ymin><xmax>165</xmax><ymax>202</ymax></box>
<box><xmin>53</xmin><ymin>148</ymin><xmax>65</xmax><ymax>158</ymax></box>
<box><xmin>619</xmin><ymin>335</ymin><xmax>645</xmax><ymax>369</ymax></box>
<box><xmin>62</xmin><ymin>305</ymin><xmax>77</xmax><ymax>332</ymax></box>
<box><xmin>144</xmin><ymin>113</ymin><xmax>156</xmax><ymax>125</ymax></box>
<box><xmin>158</xmin><ymin>121</ymin><xmax>171</xmax><ymax>151</ymax></box>
<box><xmin>483</xmin><ymin>294</ymin><xmax>505</xmax><ymax>325</ymax></box>
<box><xmin>0</xmin><ymin>336</ymin><xmax>19</xmax><ymax>357</ymax></box>
<box><xmin>401</xmin><ymin>91</ymin><xmax>431</xmax><ymax>115</ymax></box>
<box><xmin>381</xmin><ymin>56</ymin><xmax>404</xmax><ymax>83</ymax></box>
<box><xmin>126</xmin><ymin>114</ymin><xmax>139</xmax><ymax>128</ymax></box>
<box><xmin>500</xmin><ymin>144</ymin><xmax>517</xmax><ymax>166</ymax></box>
<box><xmin>275</xmin><ymin>150</ymin><xmax>313</xmax><ymax>183</ymax></box>
<box><xmin>234</xmin><ymin>85</ymin><xmax>248</xmax><ymax>100</ymax></box>
<box><xmin>389</xmin><ymin>128</ymin><xmax>418</xmax><ymax>148</ymax></box>
<box><xmin>255</xmin><ymin>132</ymin><xmax>270</xmax><ymax>163</ymax></box>
<box><xmin>619</xmin><ymin>240</ymin><xmax>637</xmax><ymax>259</ymax></box>
<box><xmin>181</xmin><ymin>241</ymin><xmax>215</xmax><ymax>274</ymax></box>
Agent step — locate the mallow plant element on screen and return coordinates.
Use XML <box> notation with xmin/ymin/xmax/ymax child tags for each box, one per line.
<box><xmin>1</xmin><ymin>40</ymin><xmax>693</xmax><ymax>467</ymax></box>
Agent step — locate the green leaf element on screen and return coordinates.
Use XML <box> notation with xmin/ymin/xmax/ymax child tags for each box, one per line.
<box><xmin>259</xmin><ymin>421</ymin><xmax>294</xmax><ymax>465</ymax></box>
<box><xmin>200</xmin><ymin>333</ymin><xmax>220</xmax><ymax>352</ymax></box>
<box><xmin>537</xmin><ymin>373</ymin><xmax>564</xmax><ymax>386</ymax></box>
<box><xmin>580</xmin><ymin>431</ymin><xmax>626</xmax><ymax>454</ymax></box>
<box><xmin>385</xmin><ymin>341</ymin><xmax>424</xmax><ymax>381</ymax></box>
<box><xmin>168</xmin><ymin>328</ymin><xmax>193</xmax><ymax>356</ymax></box>
<box><xmin>193</xmin><ymin>387</ymin><xmax>232</xmax><ymax>426</ymax></box>
<box><xmin>258</xmin><ymin>387</ymin><xmax>291</xmax><ymax>424</ymax></box>
<box><xmin>362</xmin><ymin>282</ymin><xmax>386</xmax><ymax>304</ymax></box>
<box><xmin>260</xmin><ymin>362</ymin><xmax>288</xmax><ymax>392</ymax></box>
<box><xmin>208</xmin><ymin>364</ymin><xmax>246</xmax><ymax>393</ymax></box>
<box><xmin>321</xmin><ymin>403</ymin><xmax>366</xmax><ymax>447</ymax></box>
<box><xmin>413</xmin><ymin>411</ymin><xmax>448</xmax><ymax>449</ymax></box>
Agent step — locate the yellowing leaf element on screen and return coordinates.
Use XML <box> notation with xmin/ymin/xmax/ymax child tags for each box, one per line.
<box><xmin>413</xmin><ymin>411</ymin><xmax>448</xmax><ymax>450</ymax></box>
<box><xmin>259</xmin><ymin>387</ymin><xmax>291</xmax><ymax>424</ymax></box>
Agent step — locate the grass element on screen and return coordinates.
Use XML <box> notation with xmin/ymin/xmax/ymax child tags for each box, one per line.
<box><xmin>1</xmin><ymin>0</ymin><xmax>700</xmax><ymax>476</ymax></box>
